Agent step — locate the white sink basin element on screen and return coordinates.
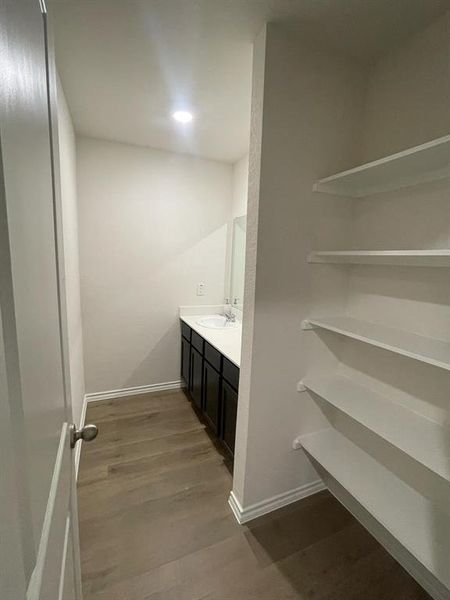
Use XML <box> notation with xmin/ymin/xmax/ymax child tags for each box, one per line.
<box><xmin>197</xmin><ymin>315</ymin><xmax>238</xmax><ymax>329</ymax></box>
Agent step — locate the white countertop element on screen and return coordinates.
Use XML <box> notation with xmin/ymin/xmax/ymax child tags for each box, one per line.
<box><xmin>180</xmin><ymin>308</ymin><xmax>242</xmax><ymax>367</ymax></box>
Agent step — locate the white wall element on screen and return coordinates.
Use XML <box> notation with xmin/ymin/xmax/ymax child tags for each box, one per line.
<box><xmin>56</xmin><ymin>78</ymin><xmax>85</xmax><ymax>427</ymax></box>
<box><xmin>233</xmin><ymin>24</ymin><xmax>367</xmax><ymax>508</ymax></box>
<box><xmin>76</xmin><ymin>137</ymin><xmax>233</xmax><ymax>394</ymax></box>
<box><xmin>345</xmin><ymin>10</ymin><xmax>450</xmax><ymax>426</ymax></box>
<box><xmin>350</xmin><ymin>9</ymin><xmax>450</xmax><ymax>372</ymax></box>
<box><xmin>225</xmin><ymin>154</ymin><xmax>249</xmax><ymax>304</ymax></box>
<box><xmin>235</xmin><ymin>8</ymin><xmax>450</xmax><ymax>512</ymax></box>
<box><xmin>231</xmin><ymin>155</ymin><xmax>249</xmax><ymax>218</ymax></box>
<box><xmin>231</xmin><ymin>27</ymin><xmax>267</xmax><ymax>507</ymax></box>
<box><xmin>234</xmin><ymin>12</ymin><xmax>450</xmax><ymax>594</ymax></box>
<box><xmin>341</xmin><ymin>12</ymin><xmax>450</xmax><ymax>592</ymax></box>
<box><xmin>362</xmin><ymin>10</ymin><xmax>450</xmax><ymax>162</ymax></box>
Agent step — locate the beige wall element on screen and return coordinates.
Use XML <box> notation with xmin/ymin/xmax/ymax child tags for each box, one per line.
<box><xmin>76</xmin><ymin>137</ymin><xmax>233</xmax><ymax>393</ymax></box>
<box><xmin>56</xmin><ymin>78</ymin><xmax>85</xmax><ymax>427</ymax></box>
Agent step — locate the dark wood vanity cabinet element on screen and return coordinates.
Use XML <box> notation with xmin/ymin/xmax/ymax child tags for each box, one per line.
<box><xmin>180</xmin><ymin>336</ymin><xmax>190</xmax><ymax>386</ymax></box>
<box><xmin>180</xmin><ymin>320</ymin><xmax>239</xmax><ymax>459</ymax></box>
<box><xmin>221</xmin><ymin>379</ymin><xmax>238</xmax><ymax>456</ymax></box>
<box><xmin>203</xmin><ymin>360</ymin><xmax>221</xmax><ymax>434</ymax></box>
<box><xmin>190</xmin><ymin>346</ymin><xmax>203</xmax><ymax>411</ymax></box>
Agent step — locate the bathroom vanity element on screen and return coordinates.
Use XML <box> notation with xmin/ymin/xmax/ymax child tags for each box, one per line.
<box><xmin>179</xmin><ymin>313</ymin><xmax>241</xmax><ymax>460</ymax></box>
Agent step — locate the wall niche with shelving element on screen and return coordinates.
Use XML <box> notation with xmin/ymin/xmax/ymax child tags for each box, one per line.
<box><xmin>295</xmin><ymin>20</ymin><xmax>450</xmax><ymax>599</ymax></box>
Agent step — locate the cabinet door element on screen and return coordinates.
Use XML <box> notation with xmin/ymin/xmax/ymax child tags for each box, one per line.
<box><xmin>221</xmin><ymin>380</ymin><xmax>238</xmax><ymax>457</ymax></box>
<box><xmin>203</xmin><ymin>361</ymin><xmax>221</xmax><ymax>434</ymax></box>
<box><xmin>190</xmin><ymin>346</ymin><xmax>203</xmax><ymax>411</ymax></box>
<box><xmin>181</xmin><ymin>336</ymin><xmax>191</xmax><ymax>386</ymax></box>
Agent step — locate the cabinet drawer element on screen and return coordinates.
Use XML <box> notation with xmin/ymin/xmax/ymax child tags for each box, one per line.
<box><xmin>181</xmin><ymin>320</ymin><xmax>191</xmax><ymax>341</ymax></box>
<box><xmin>223</xmin><ymin>357</ymin><xmax>239</xmax><ymax>390</ymax></box>
<box><xmin>204</xmin><ymin>341</ymin><xmax>221</xmax><ymax>371</ymax></box>
<box><xmin>191</xmin><ymin>330</ymin><xmax>204</xmax><ymax>354</ymax></box>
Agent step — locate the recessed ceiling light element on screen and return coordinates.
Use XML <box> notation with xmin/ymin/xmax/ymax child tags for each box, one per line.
<box><xmin>172</xmin><ymin>110</ymin><xmax>193</xmax><ymax>124</ymax></box>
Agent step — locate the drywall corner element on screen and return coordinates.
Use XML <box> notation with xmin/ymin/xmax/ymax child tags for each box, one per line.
<box><xmin>232</xmin><ymin>25</ymin><xmax>267</xmax><ymax>508</ymax></box>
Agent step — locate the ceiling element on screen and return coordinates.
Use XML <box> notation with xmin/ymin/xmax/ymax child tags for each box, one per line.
<box><xmin>52</xmin><ymin>0</ymin><xmax>449</xmax><ymax>163</ymax></box>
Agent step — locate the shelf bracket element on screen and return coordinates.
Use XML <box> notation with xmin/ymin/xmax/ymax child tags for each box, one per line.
<box><xmin>292</xmin><ymin>436</ymin><xmax>303</xmax><ymax>450</ymax></box>
<box><xmin>297</xmin><ymin>380</ymin><xmax>307</xmax><ymax>393</ymax></box>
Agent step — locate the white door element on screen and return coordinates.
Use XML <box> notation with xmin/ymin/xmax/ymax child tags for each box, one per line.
<box><xmin>0</xmin><ymin>1</ymin><xmax>91</xmax><ymax>598</ymax></box>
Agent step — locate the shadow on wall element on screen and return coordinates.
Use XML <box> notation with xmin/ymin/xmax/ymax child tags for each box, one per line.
<box><xmin>123</xmin><ymin>320</ymin><xmax>181</xmax><ymax>389</ymax></box>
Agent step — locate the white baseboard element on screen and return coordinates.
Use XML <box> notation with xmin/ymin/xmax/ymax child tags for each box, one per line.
<box><xmin>74</xmin><ymin>393</ymin><xmax>87</xmax><ymax>480</ymax></box>
<box><xmin>85</xmin><ymin>380</ymin><xmax>184</xmax><ymax>403</ymax></box>
<box><xmin>228</xmin><ymin>479</ymin><xmax>325</xmax><ymax>525</ymax></box>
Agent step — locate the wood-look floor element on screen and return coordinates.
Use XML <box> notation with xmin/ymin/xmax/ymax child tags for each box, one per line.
<box><xmin>78</xmin><ymin>390</ymin><xmax>431</xmax><ymax>600</ymax></box>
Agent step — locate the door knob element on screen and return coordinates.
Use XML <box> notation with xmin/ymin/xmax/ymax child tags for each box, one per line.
<box><xmin>70</xmin><ymin>423</ymin><xmax>98</xmax><ymax>448</ymax></box>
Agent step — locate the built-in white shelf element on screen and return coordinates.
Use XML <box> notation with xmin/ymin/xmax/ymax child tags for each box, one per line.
<box><xmin>302</xmin><ymin>374</ymin><xmax>450</xmax><ymax>482</ymax></box>
<box><xmin>308</xmin><ymin>249</ymin><xmax>450</xmax><ymax>267</ymax></box>
<box><xmin>298</xmin><ymin>428</ymin><xmax>450</xmax><ymax>588</ymax></box>
<box><xmin>313</xmin><ymin>134</ymin><xmax>450</xmax><ymax>197</ymax></box>
<box><xmin>304</xmin><ymin>316</ymin><xmax>450</xmax><ymax>372</ymax></box>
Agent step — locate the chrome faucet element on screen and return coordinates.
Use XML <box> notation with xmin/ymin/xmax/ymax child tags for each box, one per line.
<box><xmin>224</xmin><ymin>307</ymin><xmax>236</xmax><ymax>323</ymax></box>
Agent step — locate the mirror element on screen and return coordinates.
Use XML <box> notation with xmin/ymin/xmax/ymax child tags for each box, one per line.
<box><xmin>230</xmin><ymin>215</ymin><xmax>246</xmax><ymax>311</ymax></box>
